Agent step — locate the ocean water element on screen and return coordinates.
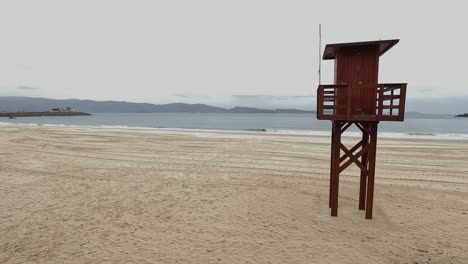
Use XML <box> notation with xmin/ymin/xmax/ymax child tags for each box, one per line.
<box><xmin>1</xmin><ymin>113</ymin><xmax>468</xmax><ymax>140</ymax></box>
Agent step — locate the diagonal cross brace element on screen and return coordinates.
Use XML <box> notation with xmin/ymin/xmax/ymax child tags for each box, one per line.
<box><xmin>355</xmin><ymin>122</ymin><xmax>371</xmax><ymax>135</ymax></box>
<box><xmin>339</xmin><ymin>139</ymin><xmax>365</xmax><ymax>163</ymax></box>
<box><xmin>338</xmin><ymin>143</ymin><xmax>369</xmax><ymax>174</ymax></box>
<box><xmin>340</xmin><ymin>122</ymin><xmax>353</xmax><ymax>134</ymax></box>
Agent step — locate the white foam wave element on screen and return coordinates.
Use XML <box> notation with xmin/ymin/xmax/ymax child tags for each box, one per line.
<box><xmin>1</xmin><ymin>122</ymin><xmax>467</xmax><ymax>140</ymax></box>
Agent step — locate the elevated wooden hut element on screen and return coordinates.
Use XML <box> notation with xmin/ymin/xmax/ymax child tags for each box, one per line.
<box><xmin>316</xmin><ymin>39</ymin><xmax>407</xmax><ymax>219</ymax></box>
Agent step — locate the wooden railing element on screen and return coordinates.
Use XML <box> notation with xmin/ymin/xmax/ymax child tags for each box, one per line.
<box><xmin>317</xmin><ymin>83</ymin><xmax>407</xmax><ymax>121</ymax></box>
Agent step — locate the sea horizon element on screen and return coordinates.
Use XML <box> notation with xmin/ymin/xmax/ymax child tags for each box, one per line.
<box><xmin>2</xmin><ymin>112</ymin><xmax>467</xmax><ymax>140</ymax></box>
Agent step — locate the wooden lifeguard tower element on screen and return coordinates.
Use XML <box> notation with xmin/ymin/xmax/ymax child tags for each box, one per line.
<box><xmin>316</xmin><ymin>39</ymin><xmax>407</xmax><ymax>219</ymax></box>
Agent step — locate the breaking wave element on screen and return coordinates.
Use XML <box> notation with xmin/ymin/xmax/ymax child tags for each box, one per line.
<box><xmin>1</xmin><ymin>121</ymin><xmax>467</xmax><ymax>140</ymax></box>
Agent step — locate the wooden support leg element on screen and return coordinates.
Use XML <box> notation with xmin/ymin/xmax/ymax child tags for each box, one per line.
<box><xmin>330</xmin><ymin>121</ymin><xmax>341</xmax><ymax>217</ymax></box>
<box><xmin>329</xmin><ymin>121</ymin><xmax>335</xmax><ymax>208</ymax></box>
<box><xmin>365</xmin><ymin>122</ymin><xmax>378</xmax><ymax>219</ymax></box>
<box><xmin>359</xmin><ymin>124</ymin><xmax>369</xmax><ymax>210</ymax></box>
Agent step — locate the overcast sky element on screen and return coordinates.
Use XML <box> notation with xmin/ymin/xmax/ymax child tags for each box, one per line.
<box><xmin>0</xmin><ymin>0</ymin><xmax>467</xmax><ymax>110</ymax></box>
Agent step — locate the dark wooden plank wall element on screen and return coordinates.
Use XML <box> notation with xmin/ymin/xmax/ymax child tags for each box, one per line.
<box><xmin>334</xmin><ymin>45</ymin><xmax>379</xmax><ymax>116</ymax></box>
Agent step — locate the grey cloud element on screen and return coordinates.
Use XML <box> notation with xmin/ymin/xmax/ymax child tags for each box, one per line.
<box><xmin>232</xmin><ymin>95</ymin><xmax>315</xmax><ymax>100</ymax></box>
<box><xmin>17</xmin><ymin>85</ymin><xmax>39</xmax><ymax>90</ymax></box>
<box><xmin>420</xmin><ymin>88</ymin><xmax>433</xmax><ymax>93</ymax></box>
<box><xmin>229</xmin><ymin>94</ymin><xmax>315</xmax><ymax>111</ymax></box>
<box><xmin>174</xmin><ymin>94</ymin><xmax>212</xmax><ymax>99</ymax></box>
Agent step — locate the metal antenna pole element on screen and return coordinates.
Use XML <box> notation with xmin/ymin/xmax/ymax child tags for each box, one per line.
<box><xmin>318</xmin><ymin>24</ymin><xmax>322</xmax><ymax>85</ymax></box>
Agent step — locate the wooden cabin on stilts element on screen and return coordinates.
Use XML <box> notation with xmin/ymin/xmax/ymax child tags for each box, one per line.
<box><xmin>316</xmin><ymin>39</ymin><xmax>407</xmax><ymax>219</ymax></box>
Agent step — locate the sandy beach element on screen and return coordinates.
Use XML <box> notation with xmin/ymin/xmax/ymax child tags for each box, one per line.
<box><xmin>0</xmin><ymin>126</ymin><xmax>467</xmax><ymax>264</ymax></box>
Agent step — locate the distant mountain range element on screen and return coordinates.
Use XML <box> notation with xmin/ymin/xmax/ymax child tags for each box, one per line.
<box><xmin>0</xmin><ymin>97</ymin><xmax>315</xmax><ymax>114</ymax></box>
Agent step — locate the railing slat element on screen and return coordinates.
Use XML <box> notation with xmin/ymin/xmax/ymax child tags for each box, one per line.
<box><xmin>399</xmin><ymin>84</ymin><xmax>407</xmax><ymax>121</ymax></box>
<box><xmin>378</xmin><ymin>87</ymin><xmax>383</xmax><ymax>117</ymax></box>
<box><xmin>381</xmin><ymin>86</ymin><xmax>401</xmax><ymax>92</ymax></box>
<box><xmin>390</xmin><ymin>89</ymin><xmax>394</xmax><ymax>115</ymax></box>
<box><xmin>381</xmin><ymin>95</ymin><xmax>400</xmax><ymax>100</ymax></box>
<box><xmin>381</xmin><ymin>105</ymin><xmax>400</xmax><ymax>109</ymax></box>
<box><xmin>317</xmin><ymin>86</ymin><xmax>324</xmax><ymax>120</ymax></box>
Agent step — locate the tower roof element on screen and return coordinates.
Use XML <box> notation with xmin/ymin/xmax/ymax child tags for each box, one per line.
<box><xmin>322</xmin><ymin>39</ymin><xmax>399</xmax><ymax>60</ymax></box>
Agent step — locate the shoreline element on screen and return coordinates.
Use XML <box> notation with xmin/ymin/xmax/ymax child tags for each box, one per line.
<box><xmin>1</xmin><ymin>122</ymin><xmax>467</xmax><ymax>141</ymax></box>
<box><xmin>0</xmin><ymin>111</ymin><xmax>91</xmax><ymax>117</ymax></box>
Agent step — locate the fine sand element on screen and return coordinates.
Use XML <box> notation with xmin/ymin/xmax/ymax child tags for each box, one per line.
<box><xmin>0</xmin><ymin>126</ymin><xmax>467</xmax><ymax>264</ymax></box>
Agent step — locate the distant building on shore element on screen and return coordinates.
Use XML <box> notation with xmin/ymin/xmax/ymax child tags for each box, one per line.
<box><xmin>51</xmin><ymin>106</ymin><xmax>72</xmax><ymax>112</ymax></box>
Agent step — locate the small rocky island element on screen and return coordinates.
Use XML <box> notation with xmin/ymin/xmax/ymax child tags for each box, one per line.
<box><xmin>455</xmin><ymin>113</ymin><xmax>468</xmax><ymax>117</ymax></box>
<box><xmin>0</xmin><ymin>107</ymin><xmax>91</xmax><ymax>118</ymax></box>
